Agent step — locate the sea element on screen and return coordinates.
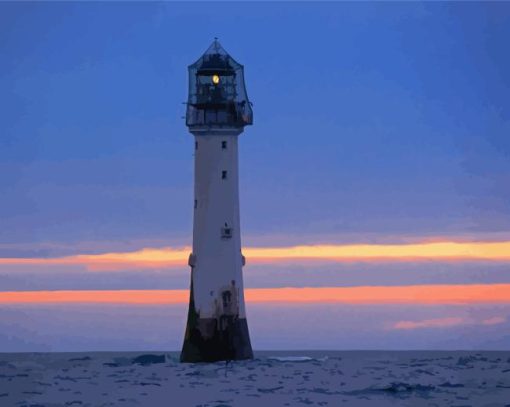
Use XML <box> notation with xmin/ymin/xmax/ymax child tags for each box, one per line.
<box><xmin>1</xmin><ymin>351</ymin><xmax>509</xmax><ymax>406</ymax></box>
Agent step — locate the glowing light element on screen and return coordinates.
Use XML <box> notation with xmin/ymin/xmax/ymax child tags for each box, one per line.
<box><xmin>212</xmin><ymin>74</ymin><xmax>220</xmax><ymax>84</ymax></box>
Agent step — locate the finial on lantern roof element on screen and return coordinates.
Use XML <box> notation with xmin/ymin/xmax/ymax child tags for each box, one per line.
<box><xmin>203</xmin><ymin>37</ymin><xmax>228</xmax><ymax>57</ymax></box>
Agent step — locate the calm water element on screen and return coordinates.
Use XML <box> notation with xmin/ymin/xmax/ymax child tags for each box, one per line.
<box><xmin>1</xmin><ymin>351</ymin><xmax>509</xmax><ymax>406</ymax></box>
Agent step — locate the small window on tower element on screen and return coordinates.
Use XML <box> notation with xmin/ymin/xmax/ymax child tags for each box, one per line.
<box><xmin>194</xmin><ymin>199</ymin><xmax>197</xmax><ymax>209</ymax></box>
<box><xmin>195</xmin><ymin>141</ymin><xmax>198</xmax><ymax>150</ymax></box>
<box><xmin>222</xmin><ymin>170</ymin><xmax>227</xmax><ymax>179</ymax></box>
<box><xmin>222</xmin><ymin>140</ymin><xmax>227</xmax><ymax>149</ymax></box>
<box><xmin>221</xmin><ymin>224</ymin><xmax>232</xmax><ymax>239</ymax></box>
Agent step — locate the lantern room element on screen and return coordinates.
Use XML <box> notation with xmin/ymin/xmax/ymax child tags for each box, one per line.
<box><xmin>186</xmin><ymin>39</ymin><xmax>253</xmax><ymax>129</ymax></box>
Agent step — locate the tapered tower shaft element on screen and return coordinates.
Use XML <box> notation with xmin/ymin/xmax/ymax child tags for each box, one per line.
<box><xmin>180</xmin><ymin>40</ymin><xmax>253</xmax><ymax>363</ymax></box>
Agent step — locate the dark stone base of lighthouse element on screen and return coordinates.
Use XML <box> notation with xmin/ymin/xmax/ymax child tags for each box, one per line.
<box><xmin>180</xmin><ymin>282</ymin><xmax>253</xmax><ymax>363</ymax></box>
<box><xmin>180</xmin><ymin>317</ymin><xmax>253</xmax><ymax>363</ymax></box>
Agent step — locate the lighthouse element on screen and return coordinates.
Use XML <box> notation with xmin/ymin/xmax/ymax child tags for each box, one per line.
<box><xmin>180</xmin><ymin>40</ymin><xmax>254</xmax><ymax>363</ymax></box>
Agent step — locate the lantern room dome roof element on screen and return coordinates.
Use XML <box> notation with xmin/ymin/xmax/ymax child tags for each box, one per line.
<box><xmin>190</xmin><ymin>39</ymin><xmax>242</xmax><ymax>75</ymax></box>
<box><xmin>203</xmin><ymin>39</ymin><xmax>229</xmax><ymax>57</ymax></box>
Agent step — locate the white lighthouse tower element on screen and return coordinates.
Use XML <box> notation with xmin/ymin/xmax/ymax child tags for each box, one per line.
<box><xmin>180</xmin><ymin>40</ymin><xmax>254</xmax><ymax>362</ymax></box>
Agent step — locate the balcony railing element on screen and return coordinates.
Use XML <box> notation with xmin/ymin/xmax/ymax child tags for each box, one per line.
<box><xmin>186</xmin><ymin>102</ymin><xmax>252</xmax><ymax>128</ymax></box>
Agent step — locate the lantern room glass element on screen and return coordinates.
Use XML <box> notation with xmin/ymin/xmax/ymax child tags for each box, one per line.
<box><xmin>186</xmin><ymin>40</ymin><xmax>253</xmax><ymax>129</ymax></box>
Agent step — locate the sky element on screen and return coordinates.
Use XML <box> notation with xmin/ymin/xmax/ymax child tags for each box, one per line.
<box><xmin>1</xmin><ymin>2</ymin><xmax>510</xmax><ymax>351</ymax></box>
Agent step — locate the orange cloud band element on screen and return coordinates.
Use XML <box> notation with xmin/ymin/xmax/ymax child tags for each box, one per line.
<box><xmin>393</xmin><ymin>315</ymin><xmax>507</xmax><ymax>330</ymax></box>
<box><xmin>1</xmin><ymin>284</ymin><xmax>509</xmax><ymax>305</ymax></box>
<box><xmin>394</xmin><ymin>317</ymin><xmax>466</xmax><ymax>329</ymax></box>
<box><xmin>1</xmin><ymin>241</ymin><xmax>510</xmax><ymax>271</ymax></box>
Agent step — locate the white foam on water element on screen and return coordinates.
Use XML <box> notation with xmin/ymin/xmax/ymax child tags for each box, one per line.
<box><xmin>268</xmin><ymin>356</ymin><xmax>314</xmax><ymax>362</ymax></box>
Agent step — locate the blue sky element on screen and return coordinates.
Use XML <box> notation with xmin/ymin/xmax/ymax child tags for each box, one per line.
<box><xmin>1</xmin><ymin>2</ymin><xmax>510</xmax><ymax>351</ymax></box>
<box><xmin>2</xmin><ymin>2</ymin><xmax>509</xmax><ymax>254</ymax></box>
